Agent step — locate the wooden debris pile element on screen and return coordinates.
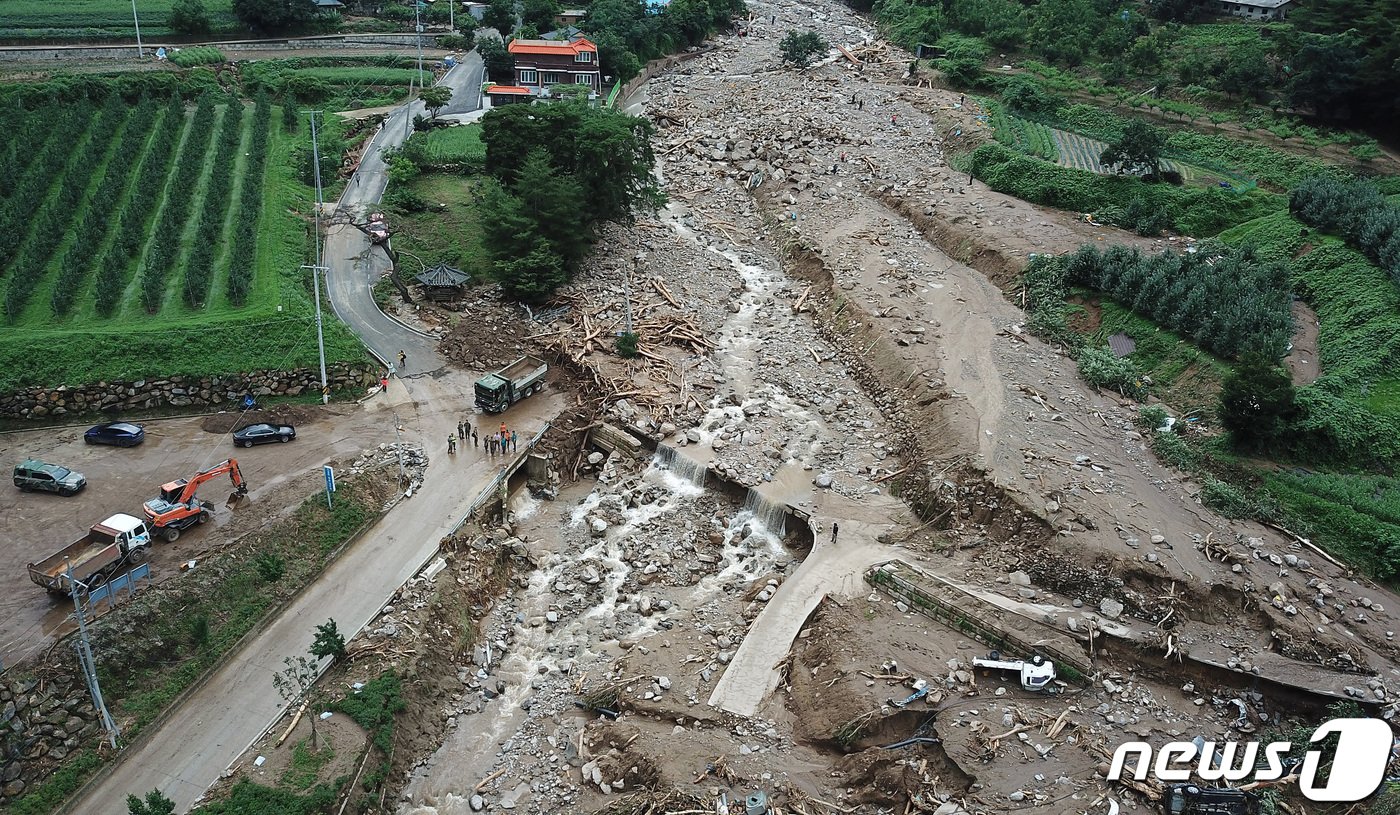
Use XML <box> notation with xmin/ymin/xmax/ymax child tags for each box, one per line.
<box><xmin>542</xmin><ymin>280</ymin><xmax>716</xmax><ymax>425</ymax></box>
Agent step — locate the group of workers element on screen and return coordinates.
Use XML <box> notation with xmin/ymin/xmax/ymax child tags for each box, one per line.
<box><xmin>447</xmin><ymin>418</ymin><xmax>519</xmax><ymax>457</ymax></box>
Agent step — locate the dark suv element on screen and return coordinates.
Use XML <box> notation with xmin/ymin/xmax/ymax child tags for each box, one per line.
<box><xmin>13</xmin><ymin>459</ymin><xmax>87</xmax><ymax>496</ymax></box>
<box><xmin>1164</xmin><ymin>785</ymin><xmax>1259</xmax><ymax>815</ymax></box>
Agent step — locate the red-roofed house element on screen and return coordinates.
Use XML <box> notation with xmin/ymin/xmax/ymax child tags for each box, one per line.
<box><xmin>506</xmin><ymin>36</ymin><xmax>601</xmax><ymax>94</ymax></box>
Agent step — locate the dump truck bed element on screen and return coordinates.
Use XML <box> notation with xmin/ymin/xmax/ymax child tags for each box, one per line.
<box><xmin>28</xmin><ymin>535</ymin><xmax>118</xmax><ymax>589</ymax></box>
<box><xmin>499</xmin><ymin>355</ymin><xmax>548</xmax><ymax>384</ymax></box>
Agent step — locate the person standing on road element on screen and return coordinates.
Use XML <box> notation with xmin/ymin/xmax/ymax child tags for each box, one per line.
<box><xmin>464</xmin><ymin>418</ymin><xmax>472</xmax><ymax>437</ymax></box>
<box><xmin>831</xmin><ymin>522</ymin><xmax>839</xmax><ymax>545</ymax></box>
<box><xmin>511</xmin><ymin>430</ymin><xmax>518</xmax><ymax>452</ymax></box>
<box><xmin>472</xmin><ymin>429</ymin><xmax>479</xmax><ymax>448</ymax></box>
<box><xmin>397</xmin><ymin>350</ymin><xmax>407</xmax><ymax>368</ymax></box>
<box><xmin>447</xmin><ymin>435</ymin><xmax>456</xmax><ymax>454</ymax></box>
<box><xmin>500</xmin><ymin>421</ymin><xmax>508</xmax><ymax>440</ymax></box>
<box><xmin>457</xmin><ymin>421</ymin><xmax>464</xmax><ymax>440</ymax></box>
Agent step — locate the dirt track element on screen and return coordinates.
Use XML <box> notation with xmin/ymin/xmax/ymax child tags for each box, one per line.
<box><xmin>0</xmin><ymin>400</ymin><xmax>398</xmax><ymax>668</ymax></box>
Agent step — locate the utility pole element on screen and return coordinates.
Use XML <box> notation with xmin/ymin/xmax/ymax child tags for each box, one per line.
<box><xmin>626</xmin><ymin>254</ymin><xmax>641</xmax><ymax>336</ymax></box>
<box><xmin>131</xmin><ymin>0</ymin><xmax>144</xmax><ymax>58</ymax></box>
<box><xmin>68</xmin><ymin>567</ymin><xmax>119</xmax><ymax>748</ymax></box>
<box><xmin>306</xmin><ymin>111</ymin><xmax>330</xmax><ymax>405</ymax></box>
<box><xmin>393</xmin><ymin>413</ymin><xmax>406</xmax><ymax>486</ymax></box>
<box><xmin>402</xmin><ymin>68</ymin><xmax>414</xmax><ymax>144</ymax></box>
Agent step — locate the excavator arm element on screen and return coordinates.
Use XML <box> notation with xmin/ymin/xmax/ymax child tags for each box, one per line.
<box><xmin>175</xmin><ymin>462</ymin><xmax>252</xmax><ymax>506</ymax></box>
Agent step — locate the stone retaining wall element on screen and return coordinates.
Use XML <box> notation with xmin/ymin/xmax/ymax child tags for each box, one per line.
<box><xmin>0</xmin><ymin>363</ymin><xmax>375</xmax><ymax>421</ymax></box>
<box><xmin>0</xmin><ymin>670</ymin><xmax>98</xmax><ymax>802</ymax></box>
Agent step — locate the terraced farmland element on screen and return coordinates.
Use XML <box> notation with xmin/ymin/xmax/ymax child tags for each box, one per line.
<box><xmin>0</xmin><ymin>0</ymin><xmax>238</xmax><ymax>39</ymax></box>
<box><xmin>0</xmin><ymin>90</ymin><xmax>363</xmax><ymax>391</ymax></box>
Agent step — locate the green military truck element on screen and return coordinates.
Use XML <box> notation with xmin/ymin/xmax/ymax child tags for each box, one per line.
<box><xmin>474</xmin><ymin>355</ymin><xmax>549</xmax><ymax>414</ymax></box>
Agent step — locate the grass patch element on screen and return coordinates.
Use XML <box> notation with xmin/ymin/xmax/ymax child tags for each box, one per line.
<box><xmin>408</xmin><ymin>123</ymin><xmax>486</xmax><ymax>165</ymax></box>
<box><xmin>287</xmin><ymin>67</ymin><xmax>427</xmax><ymax>86</ymax></box>
<box><xmin>387</xmin><ymin>174</ymin><xmax>488</xmax><ymax>277</ymax></box>
<box><xmin>96</xmin><ymin>486</ymin><xmax>377</xmax><ymax>732</ymax></box>
<box><xmin>190</xmin><ymin>778</ymin><xmax>339</xmax><ymax>815</ymax></box>
<box><xmin>331</xmin><ymin>672</ymin><xmax>405</xmax><ymax>755</ymax></box>
<box><xmin>8</xmin><ymin>750</ymin><xmax>102</xmax><ymax>815</ymax></box>
<box><xmin>281</xmin><ymin>738</ymin><xmax>336</xmax><ymax>791</ymax></box>
<box><xmin>966</xmin><ymin>142</ymin><xmax>1284</xmax><ymax>237</ymax></box>
<box><xmin>1265</xmin><ymin>472</ymin><xmax>1400</xmax><ymax>578</ymax></box>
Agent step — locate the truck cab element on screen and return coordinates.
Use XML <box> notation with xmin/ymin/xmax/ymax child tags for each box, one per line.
<box><xmin>474</xmin><ymin>374</ymin><xmax>512</xmax><ymax>413</ymax></box>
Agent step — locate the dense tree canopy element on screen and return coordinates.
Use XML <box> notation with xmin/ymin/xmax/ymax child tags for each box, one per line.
<box><xmin>582</xmin><ymin>0</ymin><xmax>744</xmax><ymax>84</ymax></box>
<box><xmin>779</xmin><ymin>31</ymin><xmax>828</xmax><ymax>67</ymax></box>
<box><xmin>168</xmin><ymin>0</ymin><xmax>211</xmax><ymax>34</ymax></box>
<box><xmin>232</xmin><ymin>0</ymin><xmax>318</xmax><ymax>31</ymax></box>
<box><xmin>479</xmin><ymin>104</ymin><xmax>662</xmax><ymax>301</ymax></box>
<box><xmin>1099</xmin><ymin>119</ymin><xmax>1166</xmax><ymax>179</ymax></box>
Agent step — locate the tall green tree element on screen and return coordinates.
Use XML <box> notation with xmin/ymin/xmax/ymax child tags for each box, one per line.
<box><xmin>1220</xmin><ymin>356</ymin><xmax>1298</xmax><ymax>450</ymax></box>
<box><xmin>232</xmin><ymin>0</ymin><xmax>317</xmax><ymax>31</ymax></box>
<box><xmin>1283</xmin><ymin>32</ymin><xmax>1364</xmax><ymax>121</ymax></box>
<box><xmin>1099</xmin><ymin>119</ymin><xmax>1166</xmax><ymax>179</ymax></box>
<box><xmin>779</xmin><ymin>30</ymin><xmax>828</xmax><ymax>67</ymax></box>
<box><xmin>1027</xmin><ymin>0</ymin><xmax>1101</xmax><ymax>66</ymax></box>
<box><xmin>521</xmin><ymin>0</ymin><xmax>560</xmax><ymax>32</ymax></box>
<box><xmin>945</xmin><ymin>0</ymin><xmax>1027</xmax><ymax>49</ymax></box>
<box><xmin>481</xmin><ymin>102</ymin><xmax>662</xmax><ymax>224</ymax></box>
<box><xmin>513</xmin><ymin>148</ymin><xmax>590</xmax><ymax>265</ymax></box>
<box><xmin>1291</xmin><ymin>0</ymin><xmax>1400</xmax><ymax>128</ymax></box>
<box><xmin>483</xmin><ymin>0</ymin><xmax>516</xmax><ymax>33</ymax></box>
<box><xmin>311</xmin><ymin>619</ymin><xmax>347</xmax><ymax>661</ymax></box>
<box><xmin>478</xmin><ymin>36</ymin><xmax>516</xmax><ymax>83</ymax></box>
<box><xmin>419</xmin><ymin>85</ymin><xmax>452</xmax><ymax>120</ymax></box>
<box><xmin>127</xmin><ymin>790</ymin><xmax>176</xmax><ymax>815</ymax></box>
<box><xmin>168</xmin><ymin>0</ymin><xmax>211</xmax><ymax>34</ymax></box>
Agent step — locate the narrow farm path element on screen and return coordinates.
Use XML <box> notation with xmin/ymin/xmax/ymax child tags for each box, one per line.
<box><xmin>68</xmin><ymin>103</ymin><xmax>167</xmax><ymax>323</ymax></box>
<box><xmin>206</xmin><ymin>104</ymin><xmax>255</xmax><ymax>313</ymax></box>
<box><xmin>113</xmin><ymin>106</ymin><xmax>195</xmax><ymax>320</ymax></box>
<box><xmin>15</xmin><ymin>106</ymin><xmax>136</xmax><ymax>325</ymax></box>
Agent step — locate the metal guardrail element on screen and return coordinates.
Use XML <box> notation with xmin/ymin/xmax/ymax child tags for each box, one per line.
<box><xmin>452</xmin><ymin>422</ymin><xmax>551</xmax><ymax>534</ymax></box>
<box><xmin>865</xmin><ymin>562</ymin><xmax>1092</xmax><ymax>679</ymax></box>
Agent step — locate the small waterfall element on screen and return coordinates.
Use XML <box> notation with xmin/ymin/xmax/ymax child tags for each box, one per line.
<box><xmin>654</xmin><ymin>444</ymin><xmax>707</xmax><ymax>487</ymax></box>
<box><xmin>743</xmin><ymin>488</ymin><xmax>788</xmax><ymax>536</ymax></box>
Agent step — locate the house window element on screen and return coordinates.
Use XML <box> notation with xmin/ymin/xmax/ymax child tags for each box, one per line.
<box><xmin>542</xmin><ymin>71</ymin><xmax>564</xmax><ymax>85</ymax></box>
<box><xmin>572</xmin><ymin>72</ymin><xmax>596</xmax><ymax>87</ymax></box>
<box><xmin>575</xmin><ymin>51</ymin><xmax>592</xmax><ymax>63</ymax></box>
<box><xmin>519</xmin><ymin>69</ymin><xmax>538</xmax><ymax>84</ymax></box>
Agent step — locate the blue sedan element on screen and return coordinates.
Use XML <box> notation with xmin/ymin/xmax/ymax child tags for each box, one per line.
<box><xmin>84</xmin><ymin>422</ymin><xmax>145</xmax><ymax>447</ymax></box>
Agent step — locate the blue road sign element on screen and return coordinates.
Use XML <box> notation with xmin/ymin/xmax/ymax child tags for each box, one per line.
<box><xmin>324</xmin><ymin>465</ymin><xmax>336</xmax><ymax>508</ymax></box>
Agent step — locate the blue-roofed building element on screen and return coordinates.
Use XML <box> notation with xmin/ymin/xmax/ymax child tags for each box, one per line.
<box><xmin>644</xmin><ymin>0</ymin><xmax>672</xmax><ymax>14</ymax></box>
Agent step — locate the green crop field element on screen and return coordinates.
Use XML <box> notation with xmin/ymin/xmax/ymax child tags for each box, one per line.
<box><xmin>288</xmin><ymin>67</ymin><xmax>429</xmax><ymax>86</ymax></box>
<box><xmin>0</xmin><ymin>89</ymin><xmax>363</xmax><ymax>391</ymax></box>
<box><xmin>0</xmin><ymin>0</ymin><xmax>239</xmax><ymax>39</ymax></box>
<box><xmin>410</xmin><ymin>123</ymin><xmax>485</xmax><ymax>164</ymax></box>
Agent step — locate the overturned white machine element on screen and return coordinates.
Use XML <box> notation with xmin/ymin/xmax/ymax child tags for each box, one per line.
<box><xmin>971</xmin><ymin>651</ymin><xmax>1059</xmax><ymax>692</ymax></box>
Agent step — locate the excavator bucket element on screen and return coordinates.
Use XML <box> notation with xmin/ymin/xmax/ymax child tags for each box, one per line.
<box><xmin>226</xmin><ymin>490</ymin><xmax>249</xmax><ymax>509</ymax></box>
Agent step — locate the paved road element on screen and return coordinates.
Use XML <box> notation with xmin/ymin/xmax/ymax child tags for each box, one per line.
<box><xmin>68</xmin><ymin>375</ymin><xmax>565</xmax><ymax>814</ymax></box>
<box><xmin>66</xmin><ymin>65</ymin><xmax>498</xmax><ymax>814</ymax></box>
<box><xmin>324</xmin><ymin>57</ymin><xmax>483</xmax><ymax>377</ymax></box>
<box><xmin>707</xmin><ymin>489</ymin><xmax>910</xmax><ymax>717</ymax></box>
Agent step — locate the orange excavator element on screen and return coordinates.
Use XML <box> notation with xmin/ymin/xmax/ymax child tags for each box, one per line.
<box><xmin>143</xmin><ymin>459</ymin><xmax>250</xmax><ymax>542</ymax></box>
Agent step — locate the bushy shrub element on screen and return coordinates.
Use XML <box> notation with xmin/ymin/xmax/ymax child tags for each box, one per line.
<box><xmin>1077</xmin><ymin>347</ymin><xmax>1148</xmax><ymax>399</ymax></box>
<box><xmin>1290</xmin><ymin>175</ymin><xmax>1400</xmax><ymax>285</ymax></box>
